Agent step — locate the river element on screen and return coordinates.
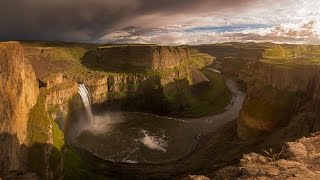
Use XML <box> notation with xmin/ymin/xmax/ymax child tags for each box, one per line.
<box><xmin>73</xmin><ymin>69</ymin><xmax>245</xmax><ymax>163</ymax></box>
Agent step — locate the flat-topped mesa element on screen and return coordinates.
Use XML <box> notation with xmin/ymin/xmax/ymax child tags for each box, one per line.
<box><xmin>84</xmin><ymin>45</ymin><xmax>189</xmax><ymax>71</ymax></box>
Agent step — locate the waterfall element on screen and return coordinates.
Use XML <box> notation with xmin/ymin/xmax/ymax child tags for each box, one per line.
<box><xmin>78</xmin><ymin>84</ymin><xmax>94</xmax><ymax>123</ymax></box>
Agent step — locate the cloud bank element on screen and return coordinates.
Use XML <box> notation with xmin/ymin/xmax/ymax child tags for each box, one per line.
<box><xmin>0</xmin><ymin>0</ymin><xmax>319</xmax><ymax>44</ymax></box>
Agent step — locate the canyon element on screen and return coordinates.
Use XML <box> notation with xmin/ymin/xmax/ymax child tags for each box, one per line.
<box><xmin>0</xmin><ymin>41</ymin><xmax>320</xmax><ymax>179</ymax></box>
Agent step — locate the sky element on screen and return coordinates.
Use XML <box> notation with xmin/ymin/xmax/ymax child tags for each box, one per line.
<box><xmin>0</xmin><ymin>0</ymin><xmax>319</xmax><ymax>45</ymax></box>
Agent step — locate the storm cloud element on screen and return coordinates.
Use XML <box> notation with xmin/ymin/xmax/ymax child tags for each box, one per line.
<box><xmin>0</xmin><ymin>0</ymin><xmax>319</xmax><ymax>44</ymax></box>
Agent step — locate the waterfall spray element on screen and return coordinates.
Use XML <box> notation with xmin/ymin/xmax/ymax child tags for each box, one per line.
<box><xmin>78</xmin><ymin>84</ymin><xmax>94</xmax><ymax>123</ymax></box>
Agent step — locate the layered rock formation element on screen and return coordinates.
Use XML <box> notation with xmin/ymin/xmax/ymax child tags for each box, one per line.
<box><xmin>43</xmin><ymin>74</ymin><xmax>78</xmax><ymax>111</ymax></box>
<box><xmin>79</xmin><ymin>66</ymin><xmax>190</xmax><ymax>104</ymax></box>
<box><xmin>0</xmin><ymin>42</ymin><xmax>39</xmax><ymax>175</ymax></box>
<box><xmin>83</xmin><ymin>74</ymin><xmax>145</xmax><ymax>104</ymax></box>
<box><xmin>238</xmin><ymin>61</ymin><xmax>320</xmax><ymax>140</ymax></box>
<box><xmin>240</xmin><ymin>61</ymin><xmax>320</xmax><ymax>93</ymax></box>
<box><xmin>83</xmin><ymin>45</ymin><xmax>189</xmax><ymax>71</ymax></box>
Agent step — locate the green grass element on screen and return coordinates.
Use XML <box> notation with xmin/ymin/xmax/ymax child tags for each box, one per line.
<box><xmin>21</xmin><ymin>42</ymin><xmax>114</xmax><ymax>80</ymax></box>
<box><xmin>27</xmin><ymin>94</ymin><xmax>51</xmax><ymax>145</ymax></box>
<box><xmin>165</xmin><ymin>69</ymin><xmax>232</xmax><ymax>117</ymax></box>
<box><xmin>188</xmin><ymin>49</ymin><xmax>215</xmax><ymax>69</ymax></box>
<box><xmin>39</xmin><ymin>46</ymin><xmax>88</xmax><ymax>62</ymax></box>
<box><xmin>64</xmin><ymin>147</ymin><xmax>113</xmax><ymax>180</ymax></box>
<box><xmin>239</xmin><ymin>85</ymin><xmax>299</xmax><ymax>139</ymax></box>
<box><xmin>147</xmin><ymin>62</ymin><xmax>190</xmax><ymax>82</ymax></box>
<box><xmin>262</xmin><ymin>44</ymin><xmax>320</xmax><ymax>65</ymax></box>
<box><xmin>27</xmin><ymin>89</ymin><xmax>112</xmax><ymax>179</ymax></box>
<box><xmin>27</xmin><ymin>89</ymin><xmax>66</xmax><ymax>178</ymax></box>
<box><xmin>245</xmin><ymin>86</ymin><xmax>296</xmax><ymax>128</ymax></box>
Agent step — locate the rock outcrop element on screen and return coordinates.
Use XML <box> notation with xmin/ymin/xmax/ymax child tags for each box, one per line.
<box><xmin>216</xmin><ymin>132</ymin><xmax>320</xmax><ymax>179</ymax></box>
<box><xmin>83</xmin><ymin>74</ymin><xmax>146</xmax><ymax>104</ymax></box>
<box><xmin>239</xmin><ymin>61</ymin><xmax>320</xmax><ymax>93</ymax></box>
<box><xmin>0</xmin><ymin>42</ymin><xmax>76</xmax><ymax>179</ymax></box>
<box><xmin>83</xmin><ymin>45</ymin><xmax>189</xmax><ymax>71</ymax></box>
<box><xmin>45</xmin><ymin>73</ymin><xmax>78</xmax><ymax>111</ymax></box>
<box><xmin>0</xmin><ymin>42</ymin><xmax>39</xmax><ymax>175</ymax></box>
<box><xmin>81</xmin><ymin>67</ymin><xmax>190</xmax><ymax>104</ymax></box>
<box><xmin>238</xmin><ymin>61</ymin><xmax>320</xmax><ymax>140</ymax></box>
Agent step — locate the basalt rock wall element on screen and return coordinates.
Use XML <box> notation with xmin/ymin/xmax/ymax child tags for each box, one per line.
<box><xmin>238</xmin><ymin>61</ymin><xmax>320</xmax><ymax>140</ymax></box>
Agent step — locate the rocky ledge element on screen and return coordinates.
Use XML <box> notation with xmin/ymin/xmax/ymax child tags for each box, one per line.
<box><xmin>216</xmin><ymin>132</ymin><xmax>320</xmax><ymax>179</ymax></box>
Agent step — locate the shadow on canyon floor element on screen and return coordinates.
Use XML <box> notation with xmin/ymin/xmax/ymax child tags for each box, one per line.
<box><xmin>0</xmin><ymin>132</ymin><xmax>115</xmax><ymax>180</ymax></box>
<box><xmin>73</xmin><ymin>117</ymin><xmax>318</xmax><ymax>179</ymax></box>
<box><xmin>2</xmin><ymin>102</ymin><xmax>318</xmax><ymax>179</ymax></box>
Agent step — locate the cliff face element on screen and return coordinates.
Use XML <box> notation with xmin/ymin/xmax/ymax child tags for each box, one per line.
<box><xmin>26</xmin><ymin>73</ymin><xmax>78</xmax><ymax>179</ymax></box>
<box><xmin>0</xmin><ymin>42</ymin><xmax>77</xmax><ymax>178</ymax></box>
<box><xmin>82</xmin><ymin>74</ymin><xmax>145</xmax><ymax>104</ymax></box>
<box><xmin>151</xmin><ymin>46</ymin><xmax>189</xmax><ymax>70</ymax></box>
<box><xmin>83</xmin><ymin>46</ymin><xmax>189</xmax><ymax>71</ymax></box>
<box><xmin>0</xmin><ymin>42</ymin><xmax>39</xmax><ymax>174</ymax></box>
<box><xmin>82</xmin><ymin>67</ymin><xmax>190</xmax><ymax>104</ymax></box>
<box><xmin>240</xmin><ymin>61</ymin><xmax>320</xmax><ymax>93</ymax></box>
<box><xmin>44</xmin><ymin>75</ymin><xmax>78</xmax><ymax>111</ymax></box>
<box><xmin>238</xmin><ymin>61</ymin><xmax>320</xmax><ymax>140</ymax></box>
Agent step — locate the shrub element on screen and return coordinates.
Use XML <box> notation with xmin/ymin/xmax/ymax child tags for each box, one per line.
<box><xmin>263</xmin><ymin>45</ymin><xmax>287</xmax><ymax>58</ymax></box>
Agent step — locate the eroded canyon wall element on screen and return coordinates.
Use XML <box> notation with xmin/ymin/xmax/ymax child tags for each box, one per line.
<box><xmin>0</xmin><ymin>42</ymin><xmax>39</xmax><ymax>175</ymax></box>
<box><xmin>83</xmin><ymin>66</ymin><xmax>191</xmax><ymax>104</ymax></box>
<box><xmin>238</xmin><ymin>61</ymin><xmax>320</xmax><ymax>140</ymax></box>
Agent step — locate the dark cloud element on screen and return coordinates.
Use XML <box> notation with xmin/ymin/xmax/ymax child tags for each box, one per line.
<box><xmin>0</xmin><ymin>0</ymin><xmax>252</xmax><ymax>42</ymax></box>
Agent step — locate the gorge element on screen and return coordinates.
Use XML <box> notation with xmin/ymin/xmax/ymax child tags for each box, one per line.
<box><xmin>1</xmin><ymin>41</ymin><xmax>320</xmax><ymax>180</ymax></box>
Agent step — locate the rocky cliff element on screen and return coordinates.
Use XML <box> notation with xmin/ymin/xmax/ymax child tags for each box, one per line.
<box><xmin>240</xmin><ymin>61</ymin><xmax>320</xmax><ymax>93</ymax></box>
<box><xmin>0</xmin><ymin>42</ymin><xmax>78</xmax><ymax>179</ymax></box>
<box><xmin>83</xmin><ymin>74</ymin><xmax>145</xmax><ymax>104</ymax></box>
<box><xmin>0</xmin><ymin>42</ymin><xmax>39</xmax><ymax>175</ymax></box>
<box><xmin>83</xmin><ymin>45</ymin><xmax>189</xmax><ymax>71</ymax></box>
<box><xmin>26</xmin><ymin>74</ymin><xmax>78</xmax><ymax>179</ymax></box>
<box><xmin>238</xmin><ymin>61</ymin><xmax>320</xmax><ymax>140</ymax></box>
<box><xmin>78</xmin><ymin>64</ymin><xmax>190</xmax><ymax>104</ymax></box>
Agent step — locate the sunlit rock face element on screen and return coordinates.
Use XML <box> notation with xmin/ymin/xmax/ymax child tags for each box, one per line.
<box><xmin>0</xmin><ymin>42</ymin><xmax>39</xmax><ymax>174</ymax></box>
<box><xmin>44</xmin><ymin>74</ymin><xmax>78</xmax><ymax>111</ymax></box>
<box><xmin>238</xmin><ymin>61</ymin><xmax>320</xmax><ymax>140</ymax></box>
<box><xmin>216</xmin><ymin>132</ymin><xmax>320</xmax><ymax>179</ymax></box>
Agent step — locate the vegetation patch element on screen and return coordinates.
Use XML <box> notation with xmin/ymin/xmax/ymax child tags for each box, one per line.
<box><xmin>27</xmin><ymin>89</ymin><xmax>65</xmax><ymax>178</ymax></box>
<box><xmin>245</xmin><ymin>85</ymin><xmax>297</xmax><ymax>129</ymax></box>
<box><xmin>262</xmin><ymin>44</ymin><xmax>320</xmax><ymax>65</ymax></box>
<box><xmin>165</xmin><ymin>69</ymin><xmax>232</xmax><ymax>117</ymax></box>
<box><xmin>64</xmin><ymin>147</ymin><xmax>113</xmax><ymax>180</ymax></box>
<box><xmin>188</xmin><ymin>48</ymin><xmax>215</xmax><ymax>69</ymax></box>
